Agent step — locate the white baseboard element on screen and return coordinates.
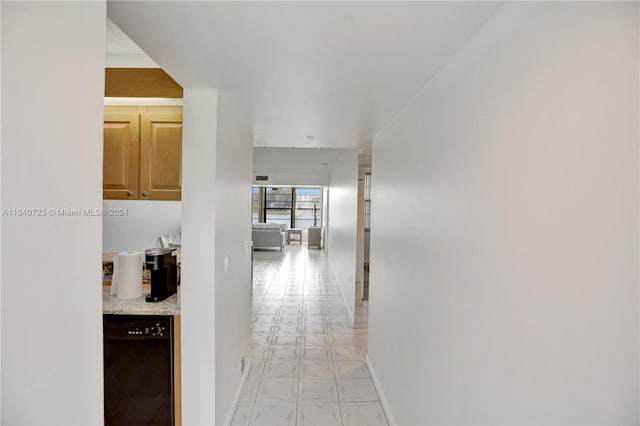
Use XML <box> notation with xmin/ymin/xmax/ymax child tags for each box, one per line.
<box><xmin>328</xmin><ymin>261</ymin><xmax>355</xmax><ymax>324</ymax></box>
<box><xmin>223</xmin><ymin>358</ymin><xmax>253</xmax><ymax>426</ymax></box>
<box><xmin>366</xmin><ymin>355</ymin><xmax>396</xmax><ymax>426</ymax></box>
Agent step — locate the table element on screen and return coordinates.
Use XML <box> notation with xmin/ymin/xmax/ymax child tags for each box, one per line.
<box><xmin>286</xmin><ymin>228</ymin><xmax>302</xmax><ymax>244</ymax></box>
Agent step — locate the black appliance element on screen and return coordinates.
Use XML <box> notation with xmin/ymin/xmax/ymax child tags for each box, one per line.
<box><xmin>145</xmin><ymin>248</ymin><xmax>177</xmax><ymax>303</ymax></box>
<box><xmin>103</xmin><ymin>314</ymin><xmax>174</xmax><ymax>426</ymax></box>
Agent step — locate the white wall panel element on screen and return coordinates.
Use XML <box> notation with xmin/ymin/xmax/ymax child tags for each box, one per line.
<box><xmin>368</xmin><ymin>3</ymin><xmax>639</xmax><ymax>424</ymax></box>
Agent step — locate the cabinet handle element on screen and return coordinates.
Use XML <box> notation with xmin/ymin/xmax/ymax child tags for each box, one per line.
<box><xmin>142</xmin><ymin>191</ymin><xmax>149</xmax><ymax>197</ymax></box>
<box><xmin>127</xmin><ymin>190</ymin><xmax>133</xmax><ymax>196</ymax></box>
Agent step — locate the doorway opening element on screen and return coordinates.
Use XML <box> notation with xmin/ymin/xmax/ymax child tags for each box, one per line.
<box><xmin>355</xmin><ymin>156</ymin><xmax>371</xmax><ymax>328</ymax></box>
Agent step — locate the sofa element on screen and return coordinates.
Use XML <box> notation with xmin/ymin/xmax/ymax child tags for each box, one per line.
<box><xmin>252</xmin><ymin>223</ymin><xmax>286</xmax><ymax>250</ymax></box>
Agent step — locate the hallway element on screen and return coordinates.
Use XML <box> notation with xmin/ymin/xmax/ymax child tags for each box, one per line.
<box><xmin>231</xmin><ymin>245</ymin><xmax>387</xmax><ymax>426</ymax></box>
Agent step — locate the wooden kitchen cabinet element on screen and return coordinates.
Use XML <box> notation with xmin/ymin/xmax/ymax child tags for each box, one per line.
<box><xmin>103</xmin><ymin>113</ymin><xmax>139</xmax><ymax>200</ymax></box>
<box><xmin>103</xmin><ymin>106</ymin><xmax>182</xmax><ymax>201</ymax></box>
<box><xmin>140</xmin><ymin>113</ymin><xmax>182</xmax><ymax>201</ymax></box>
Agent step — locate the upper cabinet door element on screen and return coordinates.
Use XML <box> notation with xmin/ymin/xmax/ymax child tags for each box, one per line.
<box><xmin>103</xmin><ymin>113</ymin><xmax>140</xmax><ymax>200</ymax></box>
<box><xmin>139</xmin><ymin>113</ymin><xmax>183</xmax><ymax>201</ymax></box>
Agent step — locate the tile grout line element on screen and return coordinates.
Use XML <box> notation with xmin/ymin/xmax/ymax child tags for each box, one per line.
<box><xmin>246</xmin><ymin>259</ymin><xmax>277</xmax><ymax>426</ymax></box>
<box><xmin>295</xmin><ymin>246</ymin><xmax>306</xmax><ymax>426</ymax></box>
<box><xmin>244</xmin><ymin>245</ymin><xmax>379</xmax><ymax>426</ymax></box>
<box><xmin>248</xmin><ymin>252</ymin><xmax>285</xmax><ymax>426</ymax></box>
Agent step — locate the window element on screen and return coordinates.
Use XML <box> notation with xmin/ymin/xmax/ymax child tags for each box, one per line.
<box><xmin>294</xmin><ymin>188</ymin><xmax>321</xmax><ymax>229</ymax></box>
<box><xmin>364</xmin><ymin>173</ymin><xmax>372</xmax><ymax>230</ymax></box>
<box><xmin>252</xmin><ymin>186</ymin><xmax>322</xmax><ymax>229</ymax></box>
<box><xmin>252</xmin><ymin>187</ymin><xmax>262</xmax><ymax>224</ymax></box>
<box><xmin>265</xmin><ymin>187</ymin><xmax>292</xmax><ymax>227</ymax></box>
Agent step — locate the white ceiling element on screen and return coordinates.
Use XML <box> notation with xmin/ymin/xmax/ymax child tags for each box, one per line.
<box><xmin>105</xmin><ymin>17</ymin><xmax>160</xmax><ymax>68</ymax></box>
<box><xmin>254</xmin><ymin>147</ymin><xmax>352</xmax><ymax>175</ymax></box>
<box><xmin>107</xmin><ymin>1</ymin><xmax>501</xmax><ymax>150</ymax></box>
<box><xmin>105</xmin><ymin>17</ymin><xmax>146</xmax><ymax>55</ymax></box>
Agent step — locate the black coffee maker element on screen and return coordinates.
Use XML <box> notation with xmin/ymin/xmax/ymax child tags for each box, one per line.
<box><xmin>145</xmin><ymin>248</ymin><xmax>177</xmax><ymax>303</ymax></box>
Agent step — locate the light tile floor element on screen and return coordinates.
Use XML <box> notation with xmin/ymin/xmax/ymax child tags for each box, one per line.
<box><xmin>231</xmin><ymin>244</ymin><xmax>387</xmax><ymax>426</ymax></box>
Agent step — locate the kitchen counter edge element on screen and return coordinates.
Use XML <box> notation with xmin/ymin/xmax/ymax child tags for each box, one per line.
<box><xmin>102</xmin><ymin>287</ymin><xmax>180</xmax><ymax>316</ymax></box>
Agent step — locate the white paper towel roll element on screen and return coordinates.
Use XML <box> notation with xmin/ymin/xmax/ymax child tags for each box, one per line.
<box><xmin>110</xmin><ymin>255</ymin><xmax>118</xmax><ymax>296</ymax></box>
<box><xmin>113</xmin><ymin>251</ymin><xmax>143</xmax><ymax>300</ymax></box>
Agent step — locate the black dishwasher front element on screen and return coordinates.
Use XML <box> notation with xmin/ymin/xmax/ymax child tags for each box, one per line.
<box><xmin>103</xmin><ymin>314</ymin><xmax>174</xmax><ymax>426</ymax></box>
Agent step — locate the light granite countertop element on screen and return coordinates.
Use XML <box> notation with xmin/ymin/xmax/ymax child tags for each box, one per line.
<box><xmin>103</xmin><ymin>286</ymin><xmax>180</xmax><ymax>316</ymax></box>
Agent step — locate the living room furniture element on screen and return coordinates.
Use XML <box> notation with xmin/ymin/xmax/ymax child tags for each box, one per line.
<box><xmin>308</xmin><ymin>227</ymin><xmax>322</xmax><ymax>249</ymax></box>
<box><xmin>252</xmin><ymin>223</ymin><xmax>286</xmax><ymax>250</ymax></box>
<box><xmin>286</xmin><ymin>228</ymin><xmax>302</xmax><ymax>244</ymax></box>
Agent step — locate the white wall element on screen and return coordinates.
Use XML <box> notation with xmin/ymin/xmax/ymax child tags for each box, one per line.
<box><xmin>102</xmin><ymin>200</ymin><xmax>181</xmax><ymax>252</ymax></box>
<box><xmin>1</xmin><ymin>2</ymin><xmax>105</xmax><ymax>424</ymax></box>
<box><xmin>327</xmin><ymin>150</ymin><xmax>360</xmax><ymax>320</ymax></box>
<box><xmin>181</xmin><ymin>89</ymin><xmax>253</xmax><ymax>425</ymax></box>
<box><xmin>368</xmin><ymin>2</ymin><xmax>639</xmax><ymax>424</ymax></box>
<box><xmin>1</xmin><ymin>2</ymin><xmax>4</xmax><ymax>417</ymax></box>
<box><xmin>181</xmin><ymin>89</ymin><xmax>218</xmax><ymax>425</ymax></box>
<box><xmin>106</xmin><ymin>53</ymin><xmax>158</xmax><ymax>68</ymax></box>
<box><xmin>214</xmin><ymin>90</ymin><xmax>253</xmax><ymax>426</ymax></box>
<box><xmin>252</xmin><ymin>172</ymin><xmax>330</xmax><ymax>186</ymax></box>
